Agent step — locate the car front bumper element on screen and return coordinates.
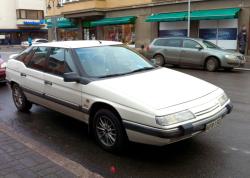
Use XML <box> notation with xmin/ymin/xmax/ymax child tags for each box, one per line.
<box><xmin>123</xmin><ymin>103</ymin><xmax>233</xmax><ymax>146</ymax></box>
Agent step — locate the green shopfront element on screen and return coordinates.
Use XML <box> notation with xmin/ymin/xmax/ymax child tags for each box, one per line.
<box><xmin>146</xmin><ymin>8</ymin><xmax>241</xmax><ymax>50</ymax></box>
<box><xmin>83</xmin><ymin>16</ymin><xmax>137</xmax><ymax>44</ymax></box>
<box><xmin>46</xmin><ymin>17</ymin><xmax>78</xmax><ymax>41</ymax></box>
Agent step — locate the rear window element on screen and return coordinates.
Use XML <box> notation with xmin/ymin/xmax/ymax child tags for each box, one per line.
<box><xmin>154</xmin><ymin>39</ymin><xmax>182</xmax><ymax>47</ymax></box>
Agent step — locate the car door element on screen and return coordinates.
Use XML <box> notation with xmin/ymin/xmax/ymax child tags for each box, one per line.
<box><xmin>180</xmin><ymin>39</ymin><xmax>205</xmax><ymax>66</ymax></box>
<box><xmin>163</xmin><ymin>39</ymin><xmax>182</xmax><ymax>65</ymax></box>
<box><xmin>21</xmin><ymin>46</ymin><xmax>48</xmax><ymax>97</ymax></box>
<box><xmin>43</xmin><ymin>47</ymin><xmax>87</xmax><ymax>122</ymax></box>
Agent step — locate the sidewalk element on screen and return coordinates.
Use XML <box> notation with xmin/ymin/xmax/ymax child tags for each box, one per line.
<box><xmin>0</xmin><ymin>123</ymin><xmax>103</xmax><ymax>178</ymax></box>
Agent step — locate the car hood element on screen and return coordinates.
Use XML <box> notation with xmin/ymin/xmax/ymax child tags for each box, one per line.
<box><xmin>92</xmin><ymin>68</ymin><xmax>218</xmax><ymax>110</ymax></box>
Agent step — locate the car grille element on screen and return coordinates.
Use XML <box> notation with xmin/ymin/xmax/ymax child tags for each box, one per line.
<box><xmin>237</xmin><ymin>56</ymin><xmax>245</xmax><ymax>60</ymax></box>
<box><xmin>194</xmin><ymin>103</ymin><xmax>220</xmax><ymax>117</ymax></box>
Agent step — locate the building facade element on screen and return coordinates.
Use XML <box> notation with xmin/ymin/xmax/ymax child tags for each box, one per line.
<box><xmin>46</xmin><ymin>0</ymin><xmax>250</xmax><ymax>53</ymax></box>
<box><xmin>0</xmin><ymin>0</ymin><xmax>47</xmax><ymax>45</ymax></box>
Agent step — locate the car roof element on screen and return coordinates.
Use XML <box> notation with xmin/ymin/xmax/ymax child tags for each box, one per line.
<box><xmin>154</xmin><ymin>37</ymin><xmax>203</xmax><ymax>41</ymax></box>
<box><xmin>33</xmin><ymin>40</ymin><xmax>123</xmax><ymax>49</ymax></box>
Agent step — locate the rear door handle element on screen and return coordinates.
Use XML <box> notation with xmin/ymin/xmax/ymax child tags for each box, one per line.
<box><xmin>44</xmin><ymin>80</ymin><xmax>52</xmax><ymax>86</ymax></box>
<box><xmin>20</xmin><ymin>73</ymin><xmax>26</xmax><ymax>77</ymax></box>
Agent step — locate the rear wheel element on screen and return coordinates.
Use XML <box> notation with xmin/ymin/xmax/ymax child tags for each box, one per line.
<box><xmin>153</xmin><ymin>54</ymin><xmax>165</xmax><ymax>66</ymax></box>
<box><xmin>12</xmin><ymin>84</ymin><xmax>32</xmax><ymax>112</ymax></box>
<box><xmin>93</xmin><ymin>109</ymin><xmax>127</xmax><ymax>152</ymax></box>
<box><xmin>205</xmin><ymin>57</ymin><xmax>219</xmax><ymax>72</ymax></box>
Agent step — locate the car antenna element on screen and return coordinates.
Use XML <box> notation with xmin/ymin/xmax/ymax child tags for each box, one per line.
<box><xmin>98</xmin><ymin>40</ymin><xmax>102</xmax><ymax>44</ymax></box>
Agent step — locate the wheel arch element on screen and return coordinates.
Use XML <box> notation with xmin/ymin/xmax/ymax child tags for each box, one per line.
<box><xmin>204</xmin><ymin>56</ymin><xmax>221</xmax><ymax>68</ymax></box>
<box><xmin>88</xmin><ymin>102</ymin><xmax>125</xmax><ymax>134</ymax></box>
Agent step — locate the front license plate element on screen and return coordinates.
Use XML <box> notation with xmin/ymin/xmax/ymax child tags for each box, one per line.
<box><xmin>206</xmin><ymin>118</ymin><xmax>223</xmax><ymax>131</ymax></box>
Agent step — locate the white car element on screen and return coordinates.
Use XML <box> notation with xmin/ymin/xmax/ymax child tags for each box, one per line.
<box><xmin>6</xmin><ymin>41</ymin><xmax>232</xmax><ymax>152</ymax></box>
<box><xmin>21</xmin><ymin>38</ymin><xmax>48</xmax><ymax>47</ymax></box>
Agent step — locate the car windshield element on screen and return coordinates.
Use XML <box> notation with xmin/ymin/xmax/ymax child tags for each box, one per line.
<box><xmin>203</xmin><ymin>40</ymin><xmax>220</xmax><ymax>49</ymax></box>
<box><xmin>75</xmin><ymin>45</ymin><xmax>154</xmax><ymax>78</ymax></box>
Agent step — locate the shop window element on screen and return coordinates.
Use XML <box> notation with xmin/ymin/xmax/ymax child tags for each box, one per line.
<box><xmin>38</xmin><ymin>11</ymin><xmax>44</xmax><ymax>20</ymax></box>
<box><xmin>103</xmin><ymin>24</ymin><xmax>135</xmax><ymax>44</ymax></box>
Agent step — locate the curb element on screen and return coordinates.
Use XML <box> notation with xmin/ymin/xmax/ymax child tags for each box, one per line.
<box><xmin>0</xmin><ymin>122</ymin><xmax>103</xmax><ymax>178</ymax></box>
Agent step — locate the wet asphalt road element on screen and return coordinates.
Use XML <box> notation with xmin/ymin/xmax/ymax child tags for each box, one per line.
<box><xmin>1</xmin><ymin>49</ymin><xmax>250</xmax><ymax>178</ymax></box>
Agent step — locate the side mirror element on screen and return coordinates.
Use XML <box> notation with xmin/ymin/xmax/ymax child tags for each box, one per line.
<box><xmin>63</xmin><ymin>72</ymin><xmax>81</xmax><ymax>83</ymax></box>
<box><xmin>195</xmin><ymin>45</ymin><xmax>203</xmax><ymax>50</ymax></box>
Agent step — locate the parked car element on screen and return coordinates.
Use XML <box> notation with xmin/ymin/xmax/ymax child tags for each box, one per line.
<box><xmin>147</xmin><ymin>37</ymin><xmax>246</xmax><ymax>71</ymax></box>
<box><xmin>0</xmin><ymin>55</ymin><xmax>6</xmax><ymax>84</ymax></box>
<box><xmin>21</xmin><ymin>38</ymin><xmax>48</xmax><ymax>47</ymax></box>
<box><xmin>6</xmin><ymin>41</ymin><xmax>232</xmax><ymax>152</ymax></box>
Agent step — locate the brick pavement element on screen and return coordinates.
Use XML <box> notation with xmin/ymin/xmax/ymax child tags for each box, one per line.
<box><xmin>0</xmin><ymin>123</ymin><xmax>103</xmax><ymax>178</ymax></box>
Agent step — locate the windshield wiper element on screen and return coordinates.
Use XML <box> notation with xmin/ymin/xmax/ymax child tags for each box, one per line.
<box><xmin>98</xmin><ymin>67</ymin><xmax>155</xmax><ymax>78</ymax></box>
<box><xmin>128</xmin><ymin>67</ymin><xmax>155</xmax><ymax>74</ymax></box>
<box><xmin>98</xmin><ymin>73</ymin><xmax>128</xmax><ymax>78</ymax></box>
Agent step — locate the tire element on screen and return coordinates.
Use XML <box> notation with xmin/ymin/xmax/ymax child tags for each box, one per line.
<box><xmin>93</xmin><ymin>109</ymin><xmax>127</xmax><ymax>152</ymax></box>
<box><xmin>205</xmin><ymin>57</ymin><xmax>219</xmax><ymax>72</ymax></box>
<box><xmin>12</xmin><ymin>84</ymin><xmax>32</xmax><ymax>112</ymax></box>
<box><xmin>153</xmin><ymin>54</ymin><xmax>165</xmax><ymax>66</ymax></box>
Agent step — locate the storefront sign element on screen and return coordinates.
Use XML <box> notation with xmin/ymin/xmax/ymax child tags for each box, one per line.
<box><xmin>159</xmin><ymin>29</ymin><xmax>187</xmax><ymax>37</ymax></box>
<box><xmin>17</xmin><ymin>19</ymin><xmax>46</xmax><ymax>26</ymax></box>
<box><xmin>46</xmin><ymin>17</ymin><xmax>75</xmax><ymax>28</ymax></box>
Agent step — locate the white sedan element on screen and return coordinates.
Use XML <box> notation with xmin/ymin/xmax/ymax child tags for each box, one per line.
<box><xmin>6</xmin><ymin>41</ymin><xmax>232</xmax><ymax>152</ymax></box>
<box><xmin>21</xmin><ymin>38</ymin><xmax>48</xmax><ymax>47</ymax></box>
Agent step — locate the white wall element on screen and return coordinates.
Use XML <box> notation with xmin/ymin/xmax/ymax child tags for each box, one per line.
<box><xmin>16</xmin><ymin>0</ymin><xmax>46</xmax><ymax>11</ymax></box>
<box><xmin>199</xmin><ymin>19</ymin><xmax>238</xmax><ymax>49</ymax></box>
<box><xmin>0</xmin><ymin>0</ymin><xmax>17</xmax><ymax>29</ymax></box>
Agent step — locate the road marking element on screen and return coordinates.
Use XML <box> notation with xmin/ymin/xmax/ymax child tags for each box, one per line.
<box><xmin>0</xmin><ymin>122</ymin><xmax>103</xmax><ymax>178</ymax></box>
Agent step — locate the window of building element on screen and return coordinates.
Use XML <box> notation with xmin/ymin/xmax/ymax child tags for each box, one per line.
<box><xmin>16</xmin><ymin>10</ymin><xmax>44</xmax><ymax>20</ymax></box>
<box><xmin>28</xmin><ymin>47</ymin><xmax>48</xmax><ymax>71</ymax></box>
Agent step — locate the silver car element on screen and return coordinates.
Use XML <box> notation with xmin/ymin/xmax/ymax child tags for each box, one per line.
<box><xmin>147</xmin><ymin>37</ymin><xmax>246</xmax><ymax>71</ymax></box>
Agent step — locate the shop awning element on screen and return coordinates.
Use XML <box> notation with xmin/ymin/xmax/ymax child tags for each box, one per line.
<box><xmin>190</xmin><ymin>8</ymin><xmax>240</xmax><ymax>20</ymax></box>
<box><xmin>90</xmin><ymin>16</ymin><xmax>137</xmax><ymax>27</ymax></box>
<box><xmin>146</xmin><ymin>8</ymin><xmax>240</xmax><ymax>22</ymax></box>
<box><xmin>145</xmin><ymin>12</ymin><xmax>188</xmax><ymax>22</ymax></box>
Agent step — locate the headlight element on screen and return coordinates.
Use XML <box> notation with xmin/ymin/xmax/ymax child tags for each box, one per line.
<box><xmin>218</xmin><ymin>93</ymin><xmax>229</xmax><ymax>106</ymax></box>
<box><xmin>0</xmin><ymin>62</ymin><xmax>6</xmax><ymax>69</ymax></box>
<box><xmin>225</xmin><ymin>54</ymin><xmax>236</xmax><ymax>60</ymax></box>
<box><xmin>156</xmin><ymin>110</ymin><xmax>195</xmax><ymax>126</ymax></box>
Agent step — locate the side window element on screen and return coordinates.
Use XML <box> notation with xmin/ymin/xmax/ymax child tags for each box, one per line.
<box><xmin>28</xmin><ymin>47</ymin><xmax>48</xmax><ymax>71</ymax></box>
<box><xmin>16</xmin><ymin>47</ymin><xmax>35</xmax><ymax>65</ymax></box>
<box><xmin>47</xmin><ymin>48</ymin><xmax>65</xmax><ymax>76</ymax></box>
<box><xmin>65</xmin><ymin>49</ymin><xmax>77</xmax><ymax>73</ymax></box>
<box><xmin>183</xmin><ymin>40</ymin><xmax>201</xmax><ymax>49</ymax></box>
<box><xmin>154</xmin><ymin>39</ymin><xmax>167</xmax><ymax>46</ymax></box>
<box><xmin>166</xmin><ymin>39</ymin><xmax>182</xmax><ymax>47</ymax></box>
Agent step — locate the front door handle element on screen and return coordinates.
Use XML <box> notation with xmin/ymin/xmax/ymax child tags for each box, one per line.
<box><xmin>20</xmin><ymin>73</ymin><xmax>26</xmax><ymax>77</ymax></box>
<box><xmin>44</xmin><ymin>80</ymin><xmax>52</xmax><ymax>86</ymax></box>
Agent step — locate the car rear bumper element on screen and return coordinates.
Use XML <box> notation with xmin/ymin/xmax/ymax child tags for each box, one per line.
<box><xmin>123</xmin><ymin>103</ymin><xmax>233</xmax><ymax>146</ymax></box>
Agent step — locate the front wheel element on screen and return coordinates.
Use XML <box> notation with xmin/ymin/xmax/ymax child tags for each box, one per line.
<box><xmin>205</xmin><ymin>57</ymin><xmax>219</xmax><ymax>72</ymax></box>
<box><xmin>12</xmin><ymin>84</ymin><xmax>32</xmax><ymax>112</ymax></box>
<box><xmin>93</xmin><ymin>109</ymin><xmax>127</xmax><ymax>152</ymax></box>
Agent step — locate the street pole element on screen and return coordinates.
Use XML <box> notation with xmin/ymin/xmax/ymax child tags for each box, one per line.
<box><xmin>187</xmin><ymin>0</ymin><xmax>191</xmax><ymax>37</ymax></box>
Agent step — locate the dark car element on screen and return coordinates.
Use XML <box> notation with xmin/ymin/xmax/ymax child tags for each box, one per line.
<box><xmin>0</xmin><ymin>55</ymin><xmax>6</xmax><ymax>83</ymax></box>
